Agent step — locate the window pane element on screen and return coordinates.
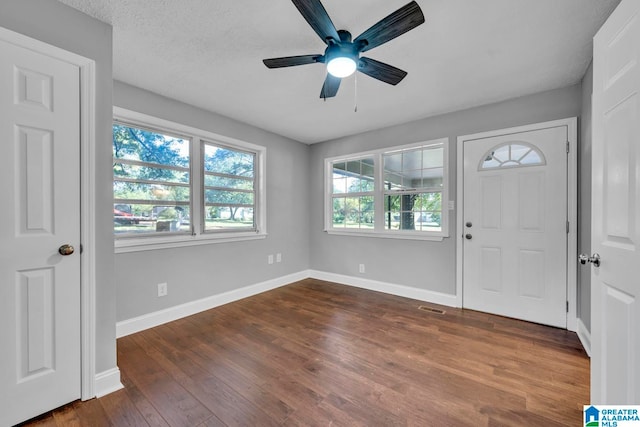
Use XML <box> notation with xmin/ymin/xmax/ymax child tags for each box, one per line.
<box><xmin>521</xmin><ymin>150</ymin><xmax>543</xmax><ymax>165</ymax></box>
<box><xmin>510</xmin><ymin>144</ymin><xmax>531</xmax><ymax>161</ymax></box>
<box><xmin>114</xmin><ymin>204</ymin><xmax>190</xmax><ymax>234</ymax></box>
<box><xmin>384</xmin><ymin>192</ymin><xmax>441</xmax><ymax>232</ymax></box>
<box><xmin>114</xmin><ymin>163</ymin><xmax>189</xmax><ymax>184</ymax></box>
<box><xmin>202</xmin><ymin>142</ymin><xmax>257</xmax><ymax>233</ymax></box>
<box><xmin>491</xmin><ymin>145</ymin><xmax>510</xmax><ymax>162</ymax></box>
<box><xmin>113</xmin><ymin>124</ymin><xmax>189</xmax><ymax>168</ymax></box>
<box><xmin>332</xmin><ymin>157</ymin><xmax>375</xmax><ymax>195</ymax></box>
<box><xmin>204</xmin><ymin>174</ymin><xmax>253</xmax><ymax>190</ymax></box>
<box><xmin>332</xmin><ymin>196</ymin><xmax>374</xmax><ymax>229</ymax></box>
<box><xmin>113</xmin><ymin>181</ymin><xmax>190</xmax><ymax>202</ymax></box>
<box><xmin>384</xmin><ymin>145</ymin><xmax>443</xmax><ymax>191</ymax></box>
<box><xmin>204</xmin><ymin>206</ymin><xmax>254</xmax><ymax>231</ymax></box>
<box><xmin>113</xmin><ymin>123</ymin><xmax>191</xmax><ymax>235</ymax></box>
<box><xmin>402</xmin><ymin>149</ymin><xmax>422</xmax><ymax>171</ymax></box>
<box><xmin>333</xmin><ymin>175</ymin><xmax>347</xmax><ymax>194</ymax></box>
<box><xmin>204</xmin><ymin>144</ymin><xmax>254</xmax><ymax>177</ymax></box>
<box><xmin>384</xmin><ymin>153</ymin><xmax>402</xmax><ymax>172</ymax></box>
<box><xmin>423</xmin><ymin>147</ymin><xmax>444</xmax><ymax>168</ymax></box>
<box><xmin>333</xmin><ymin>198</ymin><xmax>346</xmax><ymax>227</ymax></box>
<box><xmin>204</xmin><ymin>189</ymin><xmax>254</xmax><ymax>205</ymax></box>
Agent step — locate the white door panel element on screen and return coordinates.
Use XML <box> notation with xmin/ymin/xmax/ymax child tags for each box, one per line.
<box><xmin>591</xmin><ymin>0</ymin><xmax>640</xmax><ymax>404</ymax></box>
<box><xmin>0</xmin><ymin>38</ymin><xmax>81</xmax><ymax>426</ymax></box>
<box><xmin>463</xmin><ymin>125</ymin><xmax>568</xmax><ymax>328</ymax></box>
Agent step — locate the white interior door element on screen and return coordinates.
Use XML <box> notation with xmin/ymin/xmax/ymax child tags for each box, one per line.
<box><xmin>591</xmin><ymin>0</ymin><xmax>640</xmax><ymax>404</ymax></box>
<box><xmin>462</xmin><ymin>124</ymin><xmax>569</xmax><ymax>328</ymax></box>
<box><xmin>0</xmin><ymin>38</ymin><xmax>81</xmax><ymax>425</ymax></box>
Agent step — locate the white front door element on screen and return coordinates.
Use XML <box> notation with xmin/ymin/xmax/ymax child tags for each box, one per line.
<box><xmin>591</xmin><ymin>0</ymin><xmax>640</xmax><ymax>404</ymax></box>
<box><xmin>462</xmin><ymin>123</ymin><xmax>570</xmax><ymax>328</ymax></box>
<box><xmin>0</xmin><ymin>38</ymin><xmax>81</xmax><ymax>425</ymax></box>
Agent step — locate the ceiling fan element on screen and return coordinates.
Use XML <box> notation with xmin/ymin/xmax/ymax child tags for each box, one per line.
<box><xmin>263</xmin><ymin>0</ymin><xmax>425</xmax><ymax>99</ymax></box>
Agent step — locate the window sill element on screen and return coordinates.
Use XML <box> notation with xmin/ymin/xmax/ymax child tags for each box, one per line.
<box><xmin>325</xmin><ymin>229</ymin><xmax>445</xmax><ymax>242</ymax></box>
<box><xmin>114</xmin><ymin>231</ymin><xmax>267</xmax><ymax>253</ymax></box>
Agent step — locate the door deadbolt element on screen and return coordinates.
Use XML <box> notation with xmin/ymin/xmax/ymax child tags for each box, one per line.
<box><xmin>578</xmin><ymin>253</ymin><xmax>600</xmax><ymax>267</ymax></box>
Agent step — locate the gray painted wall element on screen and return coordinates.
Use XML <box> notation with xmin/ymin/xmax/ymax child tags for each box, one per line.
<box><xmin>0</xmin><ymin>0</ymin><xmax>593</xmax><ymax>382</ymax></box>
<box><xmin>0</xmin><ymin>1</ymin><xmax>116</xmax><ymax>374</ymax></box>
<box><xmin>113</xmin><ymin>82</ymin><xmax>310</xmax><ymax>322</ymax></box>
<box><xmin>579</xmin><ymin>63</ymin><xmax>593</xmax><ymax>331</ymax></box>
<box><xmin>309</xmin><ymin>84</ymin><xmax>583</xmax><ymax>296</ymax></box>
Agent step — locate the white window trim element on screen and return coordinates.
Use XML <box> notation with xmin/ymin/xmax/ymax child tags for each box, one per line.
<box><xmin>113</xmin><ymin>107</ymin><xmax>266</xmax><ymax>253</ymax></box>
<box><xmin>324</xmin><ymin>137</ymin><xmax>449</xmax><ymax>241</ymax></box>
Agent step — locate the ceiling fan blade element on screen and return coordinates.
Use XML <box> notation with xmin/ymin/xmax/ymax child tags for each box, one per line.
<box><xmin>291</xmin><ymin>0</ymin><xmax>340</xmax><ymax>44</ymax></box>
<box><xmin>358</xmin><ymin>57</ymin><xmax>408</xmax><ymax>85</ymax></box>
<box><xmin>320</xmin><ymin>74</ymin><xmax>341</xmax><ymax>98</ymax></box>
<box><xmin>354</xmin><ymin>1</ymin><xmax>425</xmax><ymax>53</ymax></box>
<box><xmin>263</xmin><ymin>54</ymin><xmax>322</xmax><ymax>68</ymax></box>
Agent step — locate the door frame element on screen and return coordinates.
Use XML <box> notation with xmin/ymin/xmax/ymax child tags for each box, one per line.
<box><xmin>0</xmin><ymin>27</ymin><xmax>98</xmax><ymax>399</ymax></box>
<box><xmin>455</xmin><ymin>118</ymin><xmax>578</xmax><ymax>331</ymax></box>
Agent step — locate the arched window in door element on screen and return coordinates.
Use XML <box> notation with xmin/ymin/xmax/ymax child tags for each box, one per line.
<box><xmin>479</xmin><ymin>141</ymin><xmax>546</xmax><ymax>170</ymax></box>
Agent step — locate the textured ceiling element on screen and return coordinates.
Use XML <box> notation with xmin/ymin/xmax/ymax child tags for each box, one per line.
<box><xmin>58</xmin><ymin>0</ymin><xmax>620</xmax><ymax>144</ymax></box>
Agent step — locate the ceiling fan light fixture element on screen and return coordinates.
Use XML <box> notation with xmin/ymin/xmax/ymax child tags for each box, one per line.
<box><xmin>327</xmin><ymin>56</ymin><xmax>357</xmax><ymax>78</ymax></box>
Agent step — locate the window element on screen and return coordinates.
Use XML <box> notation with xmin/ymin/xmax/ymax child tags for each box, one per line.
<box><xmin>113</xmin><ymin>124</ymin><xmax>191</xmax><ymax>235</ymax></box>
<box><xmin>202</xmin><ymin>142</ymin><xmax>256</xmax><ymax>232</ymax></box>
<box><xmin>326</xmin><ymin>138</ymin><xmax>449</xmax><ymax>240</ymax></box>
<box><xmin>331</xmin><ymin>157</ymin><xmax>375</xmax><ymax>229</ymax></box>
<box><xmin>480</xmin><ymin>142</ymin><xmax>545</xmax><ymax>170</ymax></box>
<box><xmin>113</xmin><ymin>108</ymin><xmax>265</xmax><ymax>252</ymax></box>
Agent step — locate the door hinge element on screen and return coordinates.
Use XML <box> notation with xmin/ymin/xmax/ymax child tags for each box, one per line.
<box><xmin>566</xmin><ymin>141</ymin><xmax>570</xmax><ymax>153</ymax></box>
<box><xmin>566</xmin><ymin>221</ymin><xmax>570</xmax><ymax>234</ymax></box>
<box><xmin>566</xmin><ymin>301</ymin><xmax>569</xmax><ymax>313</ymax></box>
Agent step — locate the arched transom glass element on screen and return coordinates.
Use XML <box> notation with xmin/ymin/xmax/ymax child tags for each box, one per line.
<box><xmin>479</xmin><ymin>141</ymin><xmax>546</xmax><ymax>170</ymax></box>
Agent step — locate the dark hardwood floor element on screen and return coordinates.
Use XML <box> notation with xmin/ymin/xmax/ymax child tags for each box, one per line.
<box><xmin>21</xmin><ymin>278</ymin><xmax>590</xmax><ymax>426</ymax></box>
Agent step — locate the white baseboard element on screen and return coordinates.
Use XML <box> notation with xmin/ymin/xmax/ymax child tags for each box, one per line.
<box><xmin>577</xmin><ymin>318</ymin><xmax>591</xmax><ymax>357</ymax></box>
<box><xmin>116</xmin><ymin>269</ymin><xmax>459</xmax><ymax>339</ymax></box>
<box><xmin>116</xmin><ymin>270</ymin><xmax>309</xmax><ymax>338</ymax></box>
<box><xmin>309</xmin><ymin>270</ymin><xmax>459</xmax><ymax>308</ymax></box>
<box><xmin>95</xmin><ymin>368</ymin><xmax>124</xmax><ymax>398</ymax></box>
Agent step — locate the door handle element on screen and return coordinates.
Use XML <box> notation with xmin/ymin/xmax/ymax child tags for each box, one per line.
<box><xmin>578</xmin><ymin>253</ymin><xmax>600</xmax><ymax>267</ymax></box>
<box><xmin>465</xmin><ymin>234</ymin><xmax>472</xmax><ymax>240</ymax></box>
<box><xmin>58</xmin><ymin>244</ymin><xmax>75</xmax><ymax>256</ymax></box>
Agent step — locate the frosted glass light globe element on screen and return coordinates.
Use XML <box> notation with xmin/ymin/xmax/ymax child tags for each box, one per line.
<box><xmin>327</xmin><ymin>57</ymin><xmax>357</xmax><ymax>78</ymax></box>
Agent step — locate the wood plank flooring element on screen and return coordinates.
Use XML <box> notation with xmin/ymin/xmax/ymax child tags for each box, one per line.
<box><xmin>20</xmin><ymin>278</ymin><xmax>590</xmax><ymax>426</ymax></box>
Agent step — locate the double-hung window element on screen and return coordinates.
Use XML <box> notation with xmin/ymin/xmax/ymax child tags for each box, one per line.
<box><xmin>326</xmin><ymin>138</ymin><xmax>449</xmax><ymax>240</ymax></box>
<box><xmin>113</xmin><ymin>108</ymin><xmax>265</xmax><ymax>252</ymax></box>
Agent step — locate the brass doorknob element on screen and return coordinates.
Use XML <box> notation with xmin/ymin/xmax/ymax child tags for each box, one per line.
<box><xmin>58</xmin><ymin>244</ymin><xmax>75</xmax><ymax>256</ymax></box>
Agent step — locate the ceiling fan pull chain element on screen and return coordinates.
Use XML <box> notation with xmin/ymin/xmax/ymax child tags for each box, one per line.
<box><xmin>354</xmin><ymin>72</ymin><xmax>358</xmax><ymax>112</ymax></box>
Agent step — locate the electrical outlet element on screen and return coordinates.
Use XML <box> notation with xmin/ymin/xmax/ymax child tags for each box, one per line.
<box><xmin>157</xmin><ymin>282</ymin><xmax>168</xmax><ymax>297</ymax></box>
<box><xmin>268</xmin><ymin>254</ymin><xmax>274</xmax><ymax>265</ymax></box>
<box><xmin>276</xmin><ymin>253</ymin><xmax>282</xmax><ymax>263</ymax></box>
<box><xmin>359</xmin><ymin>264</ymin><xmax>365</xmax><ymax>274</ymax></box>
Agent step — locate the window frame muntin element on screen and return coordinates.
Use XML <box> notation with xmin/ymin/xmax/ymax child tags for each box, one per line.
<box><xmin>324</xmin><ymin>138</ymin><xmax>449</xmax><ymax>241</ymax></box>
<box><xmin>113</xmin><ymin>107</ymin><xmax>266</xmax><ymax>253</ymax></box>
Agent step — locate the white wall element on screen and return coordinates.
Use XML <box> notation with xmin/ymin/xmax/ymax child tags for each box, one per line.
<box><xmin>309</xmin><ymin>84</ymin><xmax>583</xmax><ymax>296</ymax></box>
<box><xmin>113</xmin><ymin>82</ymin><xmax>310</xmax><ymax>322</ymax></box>
<box><xmin>0</xmin><ymin>0</ymin><xmax>116</xmax><ymax>375</ymax></box>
